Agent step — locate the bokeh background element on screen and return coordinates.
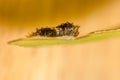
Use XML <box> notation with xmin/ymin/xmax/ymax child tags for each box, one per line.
<box><xmin>0</xmin><ymin>0</ymin><xmax>120</xmax><ymax>80</ymax></box>
<box><xmin>0</xmin><ymin>0</ymin><xmax>108</xmax><ymax>27</ymax></box>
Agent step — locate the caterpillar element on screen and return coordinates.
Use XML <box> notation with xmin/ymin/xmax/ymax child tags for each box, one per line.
<box><xmin>26</xmin><ymin>22</ymin><xmax>80</xmax><ymax>39</ymax></box>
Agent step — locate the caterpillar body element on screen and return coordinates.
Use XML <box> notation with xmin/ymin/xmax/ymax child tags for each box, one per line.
<box><xmin>27</xmin><ymin>22</ymin><xmax>80</xmax><ymax>40</ymax></box>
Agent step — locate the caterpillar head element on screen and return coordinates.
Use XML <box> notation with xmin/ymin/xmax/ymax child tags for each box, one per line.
<box><xmin>26</xmin><ymin>28</ymin><xmax>40</xmax><ymax>38</ymax></box>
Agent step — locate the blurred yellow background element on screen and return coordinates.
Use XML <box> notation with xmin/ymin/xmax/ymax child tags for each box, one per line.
<box><xmin>0</xmin><ymin>0</ymin><xmax>120</xmax><ymax>80</ymax></box>
<box><xmin>0</xmin><ymin>0</ymin><xmax>108</xmax><ymax>27</ymax></box>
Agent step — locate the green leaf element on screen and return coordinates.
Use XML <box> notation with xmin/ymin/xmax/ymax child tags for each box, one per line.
<box><xmin>8</xmin><ymin>28</ymin><xmax>120</xmax><ymax>47</ymax></box>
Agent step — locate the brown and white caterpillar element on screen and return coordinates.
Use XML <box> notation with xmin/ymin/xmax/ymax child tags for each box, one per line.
<box><xmin>26</xmin><ymin>22</ymin><xmax>80</xmax><ymax>40</ymax></box>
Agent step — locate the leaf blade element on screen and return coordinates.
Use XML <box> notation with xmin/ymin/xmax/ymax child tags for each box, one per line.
<box><xmin>8</xmin><ymin>28</ymin><xmax>120</xmax><ymax>47</ymax></box>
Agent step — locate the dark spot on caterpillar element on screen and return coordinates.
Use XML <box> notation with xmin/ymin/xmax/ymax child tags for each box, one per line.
<box><xmin>27</xmin><ymin>22</ymin><xmax>80</xmax><ymax>38</ymax></box>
